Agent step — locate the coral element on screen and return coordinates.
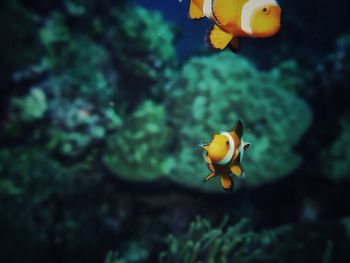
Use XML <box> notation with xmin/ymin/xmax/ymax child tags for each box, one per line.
<box><xmin>159</xmin><ymin>216</ymin><xmax>301</xmax><ymax>263</ymax></box>
<box><xmin>104</xmin><ymin>215</ymin><xmax>344</xmax><ymax>263</ymax></box>
<box><xmin>0</xmin><ymin>147</ymin><xmax>73</xmax><ymax>254</ymax></box>
<box><xmin>166</xmin><ymin>53</ymin><xmax>312</xmax><ymax>191</ymax></box>
<box><xmin>40</xmin><ymin>33</ymin><xmax>118</xmax><ymax>105</ymax></box>
<box><xmin>0</xmin><ymin>0</ymin><xmax>179</xmax><ymax>176</ymax></box>
<box><xmin>47</xmin><ymin>98</ymin><xmax>122</xmax><ymax>157</ymax></box>
<box><xmin>39</xmin><ymin>11</ymin><xmax>70</xmax><ymax>54</ymax></box>
<box><xmin>305</xmin><ymin>35</ymin><xmax>350</xmax><ymax>181</ymax></box>
<box><xmin>0</xmin><ymin>0</ymin><xmax>43</xmax><ymax>91</ymax></box>
<box><xmin>103</xmin><ymin>100</ymin><xmax>175</xmax><ymax>181</ymax></box>
<box><xmin>320</xmin><ymin>118</ymin><xmax>350</xmax><ymax>181</ymax></box>
<box><xmin>341</xmin><ymin>217</ymin><xmax>350</xmax><ymax>240</ymax></box>
<box><xmin>34</xmin><ymin>8</ymin><xmax>119</xmax><ymax>104</ymax></box>
<box><xmin>270</xmin><ymin>59</ymin><xmax>306</xmax><ymax>94</ymax></box>
<box><xmin>0</xmin><ymin>146</ymin><xmax>123</xmax><ymax>261</ymax></box>
<box><xmin>8</xmin><ymin>88</ymin><xmax>48</xmax><ymax>122</ymax></box>
<box><xmin>108</xmin><ymin>5</ymin><xmax>176</xmax><ymax>81</ymax></box>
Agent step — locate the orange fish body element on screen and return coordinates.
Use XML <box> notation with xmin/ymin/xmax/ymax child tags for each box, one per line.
<box><xmin>189</xmin><ymin>0</ymin><xmax>281</xmax><ymax>51</ymax></box>
<box><xmin>201</xmin><ymin>121</ymin><xmax>250</xmax><ymax>191</ymax></box>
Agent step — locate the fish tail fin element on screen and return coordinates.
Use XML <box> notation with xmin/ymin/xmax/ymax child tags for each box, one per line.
<box><xmin>221</xmin><ymin>174</ymin><xmax>234</xmax><ymax>192</ymax></box>
<box><xmin>189</xmin><ymin>0</ymin><xmax>204</xmax><ymax>19</ymax></box>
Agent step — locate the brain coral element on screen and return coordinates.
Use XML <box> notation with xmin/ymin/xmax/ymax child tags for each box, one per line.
<box><xmin>166</xmin><ymin>53</ymin><xmax>312</xmax><ymax>191</ymax></box>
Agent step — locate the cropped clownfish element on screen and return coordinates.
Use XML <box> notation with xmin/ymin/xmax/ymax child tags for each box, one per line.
<box><xmin>188</xmin><ymin>0</ymin><xmax>281</xmax><ymax>52</ymax></box>
<box><xmin>200</xmin><ymin>121</ymin><xmax>250</xmax><ymax>191</ymax></box>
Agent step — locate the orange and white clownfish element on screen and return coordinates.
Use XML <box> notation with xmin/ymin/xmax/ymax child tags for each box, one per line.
<box><xmin>200</xmin><ymin>121</ymin><xmax>250</xmax><ymax>191</ymax></box>
<box><xmin>188</xmin><ymin>0</ymin><xmax>281</xmax><ymax>52</ymax></box>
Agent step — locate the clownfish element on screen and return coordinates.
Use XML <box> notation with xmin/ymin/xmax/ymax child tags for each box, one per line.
<box><xmin>188</xmin><ymin>0</ymin><xmax>281</xmax><ymax>52</ymax></box>
<box><xmin>200</xmin><ymin>121</ymin><xmax>250</xmax><ymax>191</ymax></box>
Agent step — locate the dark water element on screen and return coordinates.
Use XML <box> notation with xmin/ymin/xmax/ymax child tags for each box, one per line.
<box><xmin>1</xmin><ymin>0</ymin><xmax>350</xmax><ymax>262</ymax></box>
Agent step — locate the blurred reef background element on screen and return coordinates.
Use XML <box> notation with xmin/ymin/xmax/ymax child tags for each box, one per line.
<box><xmin>1</xmin><ymin>0</ymin><xmax>350</xmax><ymax>262</ymax></box>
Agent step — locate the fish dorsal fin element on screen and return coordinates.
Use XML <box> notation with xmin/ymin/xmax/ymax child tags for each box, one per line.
<box><xmin>213</xmin><ymin>0</ymin><xmax>236</xmax><ymax>26</ymax></box>
<box><xmin>229</xmin><ymin>37</ymin><xmax>240</xmax><ymax>53</ymax></box>
<box><xmin>189</xmin><ymin>0</ymin><xmax>204</xmax><ymax>19</ymax></box>
<box><xmin>208</xmin><ymin>25</ymin><xmax>233</xmax><ymax>50</ymax></box>
<box><xmin>233</xmin><ymin>120</ymin><xmax>243</xmax><ymax>138</ymax></box>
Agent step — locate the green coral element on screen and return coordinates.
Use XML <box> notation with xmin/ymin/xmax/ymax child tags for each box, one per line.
<box><xmin>270</xmin><ymin>59</ymin><xmax>306</xmax><ymax>94</ymax></box>
<box><xmin>41</xmin><ymin>34</ymin><xmax>118</xmax><ymax>104</ymax></box>
<box><xmin>47</xmin><ymin>99</ymin><xmax>122</xmax><ymax>157</ymax></box>
<box><xmin>109</xmin><ymin>5</ymin><xmax>176</xmax><ymax>80</ymax></box>
<box><xmin>103</xmin><ymin>100</ymin><xmax>175</xmax><ymax>181</ymax></box>
<box><xmin>166</xmin><ymin>53</ymin><xmax>312</xmax><ymax>191</ymax></box>
<box><xmin>39</xmin><ymin>11</ymin><xmax>70</xmax><ymax>52</ymax></box>
<box><xmin>0</xmin><ymin>147</ymin><xmax>72</xmax><ymax>249</ymax></box>
<box><xmin>9</xmin><ymin>88</ymin><xmax>48</xmax><ymax>122</ymax></box>
<box><xmin>0</xmin><ymin>0</ymin><xmax>43</xmax><ymax>89</ymax></box>
<box><xmin>0</xmin><ymin>146</ymin><xmax>119</xmax><ymax>260</ymax></box>
<box><xmin>321</xmin><ymin>118</ymin><xmax>350</xmax><ymax>181</ymax></box>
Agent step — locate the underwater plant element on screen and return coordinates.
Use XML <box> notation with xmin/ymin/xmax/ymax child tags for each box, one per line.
<box><xmin>159</xmin><ymin>216</ymin><xmax>285</xmax><ymax>263</ymax></box>
<box><xmin>158</xmin><ymin>216</ymin><xmax>341</xmax><ymax>263</ymax></box>
<box><xmin>159</xmin><ymin>217</ymin><xmax>270</xmax><ymax>263</ymax></box>
<box><xmin>104</xmin><ymin>243</ymin><xmax>149</xmax><ymax>263</ymax></box>
<box><xmin>166</xmin><ymin>53</ymin><xmax>312</xmax><ymax>191</ymax></box>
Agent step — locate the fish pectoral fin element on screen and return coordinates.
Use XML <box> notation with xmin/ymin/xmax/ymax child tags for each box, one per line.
<box><xmin>221</xmin><ymin>174</ymin><xmax>234</xmax><ymax>191</ymax></box>
<box><xmin>232</xmin><ymin>120</ymin><xmax>243</xmax><ymax>138</ymax></box>
<box><xmin>208</xmin><ymin>25</ymin><xmax>233</xmax><ymax>50</ymax></box>
<box><xmin>243</xmin><ymin>143</ymin><xmax>251</xmax><ymax>152</ymax></box>
<box><xmin>229</xmin><ymin>37</ymin><xmax>240</xmax><ymax>53</ymax></box>
<box><xmin>213</xmin><ymin>0</ymin><xmax>236</xmax><ymax>26</ymax></box>
<box><xmin>189</xmin><ymin>0</ymin><xmax>204</xmax><ymax>19</ymax></box>
<box><xmin>203</xmin><ymin>172</ymin><xmax>217</xmax><ymax>183</ymax></box>
<box><xmin>231</xmin><ymin>165</ymin><xmax>242</xmax><ymax>177</ymax></box>
<box><xmin>207</xmin><ymin>161</ymin><xmax>215</xmax><ymax>173</ymax></box>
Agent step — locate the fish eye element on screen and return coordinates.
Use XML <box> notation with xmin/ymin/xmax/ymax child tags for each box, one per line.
<box><xmin>226</xmin><ymin>141</ymin><xmax>229</xmax><ymax>145</ymax></box>
<box><xmin>262</xmin><ymin>6</ymin><xmax>270</xmax><ymax>14</ymax></box>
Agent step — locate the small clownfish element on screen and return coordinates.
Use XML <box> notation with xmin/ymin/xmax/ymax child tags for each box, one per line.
<box><xmin>188</xmin><ymin>0</ymin><xmax>281</xmax><ymax>52</ymax></box>
<box><xmin>200</xmin><ymin>121</ymin><xmax>250</xmax><ymax>191</ymax></box>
